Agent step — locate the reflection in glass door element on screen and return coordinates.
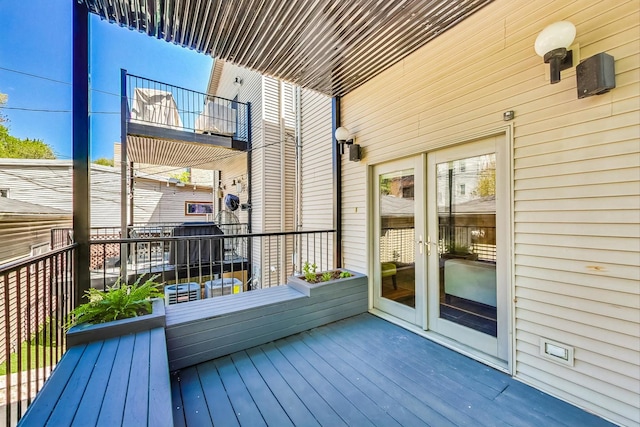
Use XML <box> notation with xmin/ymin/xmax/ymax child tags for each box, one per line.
<box><xmin>379</xmin><ymin>169</ymin><xmax>416</xmax><ymax>308</ymax></box>
<box><xmin>373</xmin><ymin>157</ymin><xmax>424</xmax><ymax>325</ymax></box>
<box><xmin>436</xmin><ymin>154</ymin><xmax>497</xmax><ymax>336</ymax></box>
<box><xmin>427</xmin><ymin>135</ymin><xmax>508</xmax><ymax>363</ymax></box>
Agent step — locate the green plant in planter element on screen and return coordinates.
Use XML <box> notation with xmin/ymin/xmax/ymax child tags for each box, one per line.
<box><xmin>446</xmin><ymin>243</ymin><xmax>472</xmax><ymax>254</ymax></box>
<box><xmin>303</xmin><ymin>262</ymin><xmax>318</xmax><ymax>282</ymax></box>
<box><xmin>65</xmin><ymin>275</ymin><xmax>163</xmax><ymax>330</ymax></box>
<box><xmin>299</xmin><ymin>261</ymin><xmax>354</xmax><ymax>284</ymax></box>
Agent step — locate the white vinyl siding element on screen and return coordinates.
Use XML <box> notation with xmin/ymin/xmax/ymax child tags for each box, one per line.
<box><xmin>338</xmin><ymin>1</ymin><xmax>639</xmax><ymax>425</ymax></box>
<box><xmin>0</xmin><ymin>217</ymin><xmax>71</xmax><ymax>264</ymax></box>
<box><xmin>0</xmin><ymin>160</ymin><xmax>213</xmax><ymax>228</ymax></box>
<box><xmin>215</xmin><ymin>61</ymin><xmax>263</xmax><ymax>233</ymax></box>
<box><xmin>299</xmin><ymin>88</ymin><xmax>334</xmax><ymax>270</ymax></box>
<box><xmin>300</xmin><ymin>88</ymin><xmax>333</xmax><ymax>231</ymax></box>
<box><xmin>133</xmin><ymin>180</ymin><xmax>213</xmax><ymax>224</ymax></box>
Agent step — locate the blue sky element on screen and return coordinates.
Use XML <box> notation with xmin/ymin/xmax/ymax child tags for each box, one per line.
<box><xmin>0</xmin><ymin>1</ymin><xmax>212</xmax><ymax>161</ymax></box>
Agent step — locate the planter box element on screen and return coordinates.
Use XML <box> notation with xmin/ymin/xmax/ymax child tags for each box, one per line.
<box><xmin>166</xmin><ymin>270</ymin><xmax>368</xmax><ymax>370</ymax></box>
<box><xmin>287</xmin><ymin>269</ymin><xmax>367</xmax><ymax>296</ymax></box>
<box><xmin>66</xmin><ymin>298</ymin><xmax>166</xmax><ymax>347</ymax></box>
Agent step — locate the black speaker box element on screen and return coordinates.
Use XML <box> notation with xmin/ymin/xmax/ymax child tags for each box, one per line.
<box><xmin>576</xmin><ymin>53</ymin><xmax>615</xmax><ymax>99</ymax></box>
<box><xmin>349</xmin><ymin>144</ymin><xmax>361</xmax><ymax>162</ymax></box>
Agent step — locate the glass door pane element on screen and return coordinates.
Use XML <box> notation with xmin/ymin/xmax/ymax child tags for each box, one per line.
<box><xmin>379</xmin><ymin>169</ymin><xmax>416</xmax><ymax>308</ymax></box>
<box><xmin>437</xmin><ymin>154</ymin><xmax>497</xmax><ymax>336</ymax></box>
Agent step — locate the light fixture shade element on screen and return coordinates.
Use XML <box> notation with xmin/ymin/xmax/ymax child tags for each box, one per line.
<box><xmin>534</xmin><ymin>21</ymin><xmax>576</xmax><ymax>57</ymax></box>
<box><xmin>334</xmin><ymin>126</ymin><xmax>350</xmax><ymax>141</ymax></box>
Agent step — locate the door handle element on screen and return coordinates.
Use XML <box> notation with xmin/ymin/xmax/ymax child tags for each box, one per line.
<box><xmin>417</xmin><ymin>235</ymin><xmax>423</xmax><ymax>255</ymax></box>
<box><xmin>426</xmin><ymin>236</ymin><xmax>431</xmax><ymax>256</ymax></box>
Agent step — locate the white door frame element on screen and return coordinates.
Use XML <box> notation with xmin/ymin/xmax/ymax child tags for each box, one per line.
<box><xmin>425</xmin><ymin>134</ymin><xmax>510</xmax><ymax>362</ymax></box>
<box><xmin>367</xmin><ymin>126</ymin><xmax>514</xmax><ymax>372</ymax></box>
<box><xmin>371</xmin><ymin>156</ymin><xmax>425</xmax><ymax>326</ymax></box>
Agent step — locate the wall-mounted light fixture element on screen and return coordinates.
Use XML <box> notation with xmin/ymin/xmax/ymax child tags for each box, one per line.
<box><xmin>233</xmin><ymin>77</ymin><xmax>243</xmax><ymax>87</ymax></box>
<box><xmin>534</xmin><ymin>21</ymin><xmax>576</xmax><ymax>84</ymax></box>
<box><xmin>232</xmin><ymin>178</ymin><xmax>243</xmax><ymax>193</ymax></box>
<box><xmin>335</xmin><ymin>126</ymin><xmax>361</xmax><ymax>161</ymax></box>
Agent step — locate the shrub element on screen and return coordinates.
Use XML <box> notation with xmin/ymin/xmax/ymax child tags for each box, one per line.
<box><xmin>66</xmin><ymin>275</ymin><xmax>163</xmax><ymax>329</ymax></box>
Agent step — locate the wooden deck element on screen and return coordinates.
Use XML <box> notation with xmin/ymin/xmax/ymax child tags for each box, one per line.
<box><xmin>171</xmin><ymin>314</ymin><xmax>613</xmax><ymax>427</ymax></box>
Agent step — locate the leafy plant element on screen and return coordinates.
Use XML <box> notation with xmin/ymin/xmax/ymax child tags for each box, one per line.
<box><xmin>299</xmin><ymin>261</ymin><xmax>354</xmax><ymax>284</ymax></box>
<box><xmin>303</xmin><ymin>262</ymin><xmax>318</xmax><ymax>282</ymax></box>
<box><xmin>65</xmin><ymin>275</ymin><xmax>163</xmax><ymax>330</ymax></box>
<box><xmin>446</xmin><ymin>243</ymin><xmax>472</xmax><ymax>254</ymax></box>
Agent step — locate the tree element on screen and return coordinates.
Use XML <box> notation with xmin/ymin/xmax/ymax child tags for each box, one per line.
<box><xmin>0</xmin><ymin>93</ymin><xmax>7</xmax><ymax>123</ymax></box>
<box><xmin>170</xmin><ymin>170</ymin><xmax>191</xmax><ymax>183</ymax></box>
<box><xmin>93</xmin><ymin>157</ymin><xmax>114</xmax><ymax>167</ymax></box>
<box><xmin>0</xmin><ymin>126</ymin><xmax>56</xmax><ymax>159</ymax></box>
<box><xmin>0</xmin><ymin>94</ymin><xmax>56</xmax><ymax>160</ymax></box>
<box><xmin>472</xmin><ymin>160</ymin><xmax>496</xmax><ymax>197</ymax></box>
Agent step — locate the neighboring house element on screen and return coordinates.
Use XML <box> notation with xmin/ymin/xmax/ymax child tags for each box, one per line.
<box><xmin>0</xmin><ymin>197</ymin><xmax>71</xmax><ymax>264</ymax></box>
<box><xmin>0</xmin><ymin>159</ymin><xmax>215</xmax><ymax>227</ymax></box>
<box><xmin>209</xmin><ymin>61</ymin><xmax>334</xmax><ymax>284</ymax></box>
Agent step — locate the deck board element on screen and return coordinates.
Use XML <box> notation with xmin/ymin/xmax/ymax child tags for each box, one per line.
<box><xmin>171</xmin><ymin>313</ymin><xmax>615</xmax><ymax>427</ymax></box>
<box><xmin>177</xmin><ymin>366</ymin><xmax>214</xmax><ymax>426</ymax></box>
<box><xmin>195</xmin><ymin>362</ymin><xmax>240</xmax><ymax>427</ymax></box>
<box><xmin>214</xmin><ymin>356</ymin><xmax>267</xmax><ymax>427</ymax></box>
<box><xmin>72</xmin><ymin>338</ymin><xmax>119</xmax><ymax>425</ymax></box>
<box><xmin>123</xmin><ymin>332</ymin><xmax>151</xmax><ymax>425</ymax></box>
<box><xmin>296</xmin><ymin>329</ymin><xmax>455</xmax><ymax>426</ymax></box>
<box><xmin>254</xmin><ymin>343</ymin><xmax>348</xmax><ymax>427</ymax></box>
<box><xmin>244</xmin><ymin>347</ymin><xmax>321</xmax><ymax>427</ymax></box>
<box><xmin>48</xmin><ymin>341</ymin><xmax>103</xmax><ymax>425</ymax></box>
<box><xmin>96</xmin><ymin>333</ymin><xmax>135</xmax><ymax>426</ymax></box>
<box><xmin>229</xmin><ymin>352</ymin><xmax>294</xmax><ymax>426</ymax></box>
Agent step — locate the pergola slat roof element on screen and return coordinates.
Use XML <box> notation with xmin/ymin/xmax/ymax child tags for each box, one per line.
<box><xmin>82</xmin><ymin>0</ymin><xmax>494</xmax><ymax>96</ymax></box>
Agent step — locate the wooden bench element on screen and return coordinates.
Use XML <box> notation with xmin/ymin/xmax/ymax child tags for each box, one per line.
<box><xmin>165</xmin><ymin>272</ymin><xmax>368</xmax><ymax>370</ymax></box>
<box><xmin>19</xmin><ymin>328</ymin><xmax>173</xmax><ymax>427</ymax></box>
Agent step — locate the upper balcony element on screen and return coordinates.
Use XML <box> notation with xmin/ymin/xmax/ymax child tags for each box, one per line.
<box><xmin>123</xmin><ymin>73</ymin><xmax>250</xmax><ymax>167</ymax></box>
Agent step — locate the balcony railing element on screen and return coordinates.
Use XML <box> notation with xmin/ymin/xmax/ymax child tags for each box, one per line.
<box><xmin>89</xmin><ymin>229</ymin><xmax>335</xmax><ymax>292</ymax></box>
<box><xmin>2</xmin><ymin>228</ymin><xmax>334</xmax><ymax>424</ymax></box>
<box><xmin>126</xmin><ymin>73</ymin><xmax>249</xmax><ymax>143</ymax></box>
<box><xmin>0</xmin><ymin>245</ymin><xmax>76</xmax><ymax>426</ymax></box>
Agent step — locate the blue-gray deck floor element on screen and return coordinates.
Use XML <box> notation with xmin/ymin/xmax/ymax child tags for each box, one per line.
<box><xmin>171</xmin><ymin>313</ymin><xmax>613</xmax><ymax>427</ymax></box>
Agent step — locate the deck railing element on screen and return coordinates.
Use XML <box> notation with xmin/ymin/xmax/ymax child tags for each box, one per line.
<box><xmin>89</xmin><ymin>229</ymin><xmax>336</xmax><ymax>292</ymax></box>
<box><xmin>126</xmin><ymin>73</ymin><xmax>249</xmax><ymax>142</ymax></box>
<box><xmin>0</xmin><ymin>245</ymin><xmax>76</xmax><ymax>426</ymax></box>
<box><xmin>2</xmin><ymin>228</ymin><xmax>334</xmax><ymax>425</ymax></box>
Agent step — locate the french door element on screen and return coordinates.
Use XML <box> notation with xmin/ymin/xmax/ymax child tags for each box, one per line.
<box><xmin>372</xmin><ymin>157</ymin><xmax>425</xmax><ymax>325</ymax></box>
<box><xmin>373</xmin><ymin>134</ymin><xmax>510</xmax><ymax>363</ymax></box>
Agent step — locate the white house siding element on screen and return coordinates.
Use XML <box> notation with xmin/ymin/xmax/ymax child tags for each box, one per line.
<box><xmin>0</xmin><ymin>160</ymin><xmax>213</xmax><ymax>228</ymax></box>
<box><xmin>261</xmin><ymin>76</ymin><xmax>297</xmax><ymax>284</ymax></box>
<box><xmin>0</xmin><ymin>160</ymin><xmax>120</xmax><ymax>227</ymax></box>
<box><xmin>299</xmin><ymin>88</ymin><xmax>334</xmax><ymax>269</ymax></box>
<box><xmin>215</xmin><ymin>62</ymin><xmax>263</xmax><ymax>229</ymax></box>
<box><xmin>132</xmin><ymin>179</ymin><xmax>213</xmax><ymax>224</ymax></box>
<box><xmin>338</xmin><ymin>0</ymin><xmax>639</xmax><ymax>425</ymax></box>
<box><xmin>0</xmin><ymin>216</ymin><xmax>71</xmax><ymax>264</ymax></box>
<box><xmin>202</xmin><ymin>151</ymin><xmax>249</xmax><ymax>224</ymax></box>
<box><xmin>215</xmin><ymin>62</ymin><xmax>265</xmax><ymax>284</ymax></box>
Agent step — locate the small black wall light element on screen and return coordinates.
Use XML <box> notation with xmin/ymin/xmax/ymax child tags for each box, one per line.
<box><xmin>535</xmin><ymin>21</ymin><xmax>576</xmax><ymax>84</ymax></box>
